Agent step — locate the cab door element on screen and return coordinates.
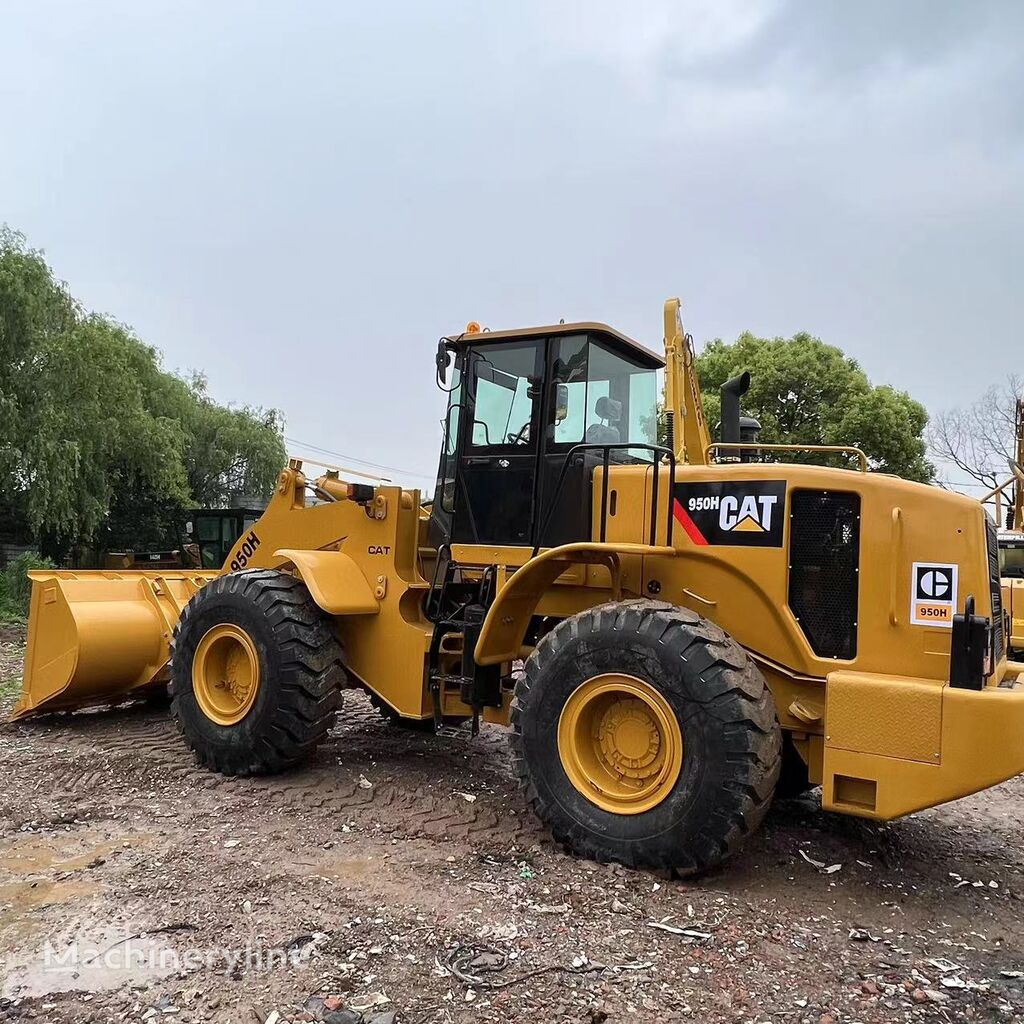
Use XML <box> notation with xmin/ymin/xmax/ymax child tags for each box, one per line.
<box><xmin>451</xmin><ymin>338</ymin><xmax>544</xmax><ymax>547</ymax></box>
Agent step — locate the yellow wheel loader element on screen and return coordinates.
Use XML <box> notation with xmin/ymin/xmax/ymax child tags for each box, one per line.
<box><xmin>1004</xmin><ymin>400</ymin><xmax>1024</xmax><ymax>655</ymax></box>
<box><xmin>16</xmin><ymin>299</ymin><xmax>1024</xmax><ymax>875</ymax></box>
<box><xmin>1002</xmin><ymin>532</ymin><xmax>1024</xmax><ymax>656</ymax></box>
<box><xmin>989</xmin><ymin>398</ymin><xmax>1024</xmax><ymax>657</ymax></box>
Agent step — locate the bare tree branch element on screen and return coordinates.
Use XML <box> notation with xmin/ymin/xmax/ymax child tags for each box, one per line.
<box><xmin>927</xmin><ymin>375</ymin><xmax>1023</xmax><ymax>489</ymax></box>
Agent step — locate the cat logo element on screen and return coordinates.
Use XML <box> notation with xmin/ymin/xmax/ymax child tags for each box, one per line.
<box><xmin>719</xmin><ymin>494</ymin><xmax>778</xmax><ymax>534</ymax></box>
<box><xmin>673</xmin><ymin>481</ymin><xmax>786</xmax><ymax>548</ymax></box>
<box><xmin>910</xmin><ymin>562</ymin><xmax>958</xmax><ymax>627</ymax></box>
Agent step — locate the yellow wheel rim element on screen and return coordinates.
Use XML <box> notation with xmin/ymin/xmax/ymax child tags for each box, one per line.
<box><xmin>192</xmin><ymin>623</ymin><xmax>261</xmax><ymax>726</ymax></box>
<box><xmin>558</xmin><ymin>673</ymin><xmax>683</xmax><ymax>815</ymax></box>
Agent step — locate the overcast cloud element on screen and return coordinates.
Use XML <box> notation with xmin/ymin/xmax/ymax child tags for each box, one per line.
<box><xmin>2</xmin><ymin>1</ymin><xmax>1021</xmax><ymax>486</ymax></box>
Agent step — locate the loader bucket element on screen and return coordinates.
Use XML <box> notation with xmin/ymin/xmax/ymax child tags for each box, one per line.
<box><xmin>11</xmin><ymin>569</ymin><xmax>217</xmax><ymax>720</ymax></box>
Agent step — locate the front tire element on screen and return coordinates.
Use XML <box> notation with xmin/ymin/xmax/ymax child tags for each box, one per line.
<box><xmin>170</xmin><ymin>570</ymin><xmax>346</xmax><ymax>775</ymax></box>
<box><xmin>511</xmin><ymin>601</ymin><xmax>781</xmax><ymax>875</ymax></box>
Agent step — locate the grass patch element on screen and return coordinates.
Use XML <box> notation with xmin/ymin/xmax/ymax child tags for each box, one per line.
<box><xmin>0</xmin><ymin>551</ymin><xmax>55</xmax><ymax>620</ymax></box>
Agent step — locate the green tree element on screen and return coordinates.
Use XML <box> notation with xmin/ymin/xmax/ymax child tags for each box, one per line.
<box><xmin>0</xmin><ymin>227</ymin><xmax>286</xmax><ymax>560</ymax></box>
<box><xmin>696</xmin><ymin>331</ymin><xmax>933</xmax><ymax>482</ymax></box>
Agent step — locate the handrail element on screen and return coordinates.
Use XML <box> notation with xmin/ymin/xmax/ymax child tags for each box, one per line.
<box><xmin>533</xmin><ymin>443</ymin><xmax>677</xmax><ymax>556</ymax></box>
<box><xmin>982</xmin><ymin>461</ymin><xmax>1024</xmax><ymax>532</ymax></box>
<box><xmin>888</xmin><ymin>506</ymin><xmax>903</xmax><ymax>626</ymax></box>
<box><xmin>286</xmin><ymin>453</ymin><xmax>390</xmax><ymax>483</ymax></box>
<box><xmin>705</xmin><ymin>442</ymin><xmax>869</xmax><ymax>473</ymax></box>
<box><xmin>981</xmin><ymin>460</ymin><xmax>1024</xmax><ymax>503</ymax></box>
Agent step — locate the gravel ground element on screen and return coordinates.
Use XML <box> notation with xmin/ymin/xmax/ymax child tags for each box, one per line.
<box><xmin>2</xmin><ymin>622</ymin><xmax>1024</xmax><ymax>1023</ymax></box>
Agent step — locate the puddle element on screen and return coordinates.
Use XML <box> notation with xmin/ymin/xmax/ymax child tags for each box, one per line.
<box><xmin>0</xmin><ymin>878</ymin><xmax>99</xmax><ymax>945</ymax></box>
<box><xmin>320</xmin><ymin>856</ymin><xmax>375</xmax><ymax>879</ymax></box>
<box><xmin>2</xmin><ymin>922</ymin><xmax>178</xmax><ymax>998</ymax></box>
<box><xmin>291</xmin><ymin>852</ymin><xmax>389</xmax><ymax>881</ymax></box>
<box><xmin>0</xmin><ymin>832</ymin><xmax>151</xmax><ymax>874</ymax></box>
<box><xmin>0</xmin><ymin>832</ymin><xmax>153</xmax><ymax>957</ymax></box>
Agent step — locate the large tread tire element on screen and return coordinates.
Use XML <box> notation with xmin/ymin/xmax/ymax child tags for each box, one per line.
<box><xmin>511</xmin><ymin>600</ymin><xmax>781</xmax><ymax>875</ymax></box>
<box><xmin>170</xmin><ymin>569</ymin><xmax>346</xmax><ymax>775</ymax></box>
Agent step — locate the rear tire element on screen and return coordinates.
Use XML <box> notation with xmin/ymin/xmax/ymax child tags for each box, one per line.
<box><xmin>511</xmin><ymin>600</ymin><xmax>781</xmax><ymax>875</ymax></box>
<box><xmin>170</xmin><ymin>570</ymin><xmax>346</xmax><ymax>775</ymax></box>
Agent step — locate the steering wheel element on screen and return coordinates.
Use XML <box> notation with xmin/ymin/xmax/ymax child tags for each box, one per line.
<box><xmin>506</xmin><ymin>421</ymin><xmax>531</xmax><ymax>445</ymax></box>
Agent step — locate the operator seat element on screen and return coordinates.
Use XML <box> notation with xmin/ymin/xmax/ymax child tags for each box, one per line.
<box><xmin>585</xmin><ymin>396</ymin><xmax>622</xmax><ymax>444</ymax></box>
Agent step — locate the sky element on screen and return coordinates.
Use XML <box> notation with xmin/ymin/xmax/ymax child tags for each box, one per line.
<box><xmin>2</xmin><ymin>0</ymin><xmax>1021</xmax><ymax>489</ymax></box>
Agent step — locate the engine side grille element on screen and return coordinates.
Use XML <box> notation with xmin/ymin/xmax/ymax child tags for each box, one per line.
<box><xmin>987</xmin><ymin>515</ymin><xmax>1005</xmax><ymax>658</ymax></box>
<box><xmin>788</xmin><ymin>490</ymin><xmax>861</xmax><ymax>660</ymax></box>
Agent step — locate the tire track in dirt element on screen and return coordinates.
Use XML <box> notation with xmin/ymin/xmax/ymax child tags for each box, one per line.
<box><xmin>12</xmin><ymin>695</ymin><xmax>545</xmax><ymax>847</ymax></box>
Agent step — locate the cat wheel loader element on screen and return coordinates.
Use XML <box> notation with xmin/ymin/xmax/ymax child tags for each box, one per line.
<box><xmin>985</xmin><ymin>397</ymin><xmax>1024</xmax><ymax>656</ymax></box>
<box><xmin>1001</xmin><ymin>531</ymin><xmax>1024</xmax><ymax>656</ymax></box>
<box><xmin>997</xmin><ymin>397</ymin><xmax>1024</xmax><ymax>655</ymax></box>
<box><xmin>16</xmin><ymin>299</ymin><xmax>1024</xmax><ymax>875</ymax></box>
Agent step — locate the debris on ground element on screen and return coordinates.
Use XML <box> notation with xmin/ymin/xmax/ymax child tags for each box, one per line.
<box><xmin>1</xmin><ymin>626</ymin><xmax>1023</xmax><ymax>1023</ymax></box>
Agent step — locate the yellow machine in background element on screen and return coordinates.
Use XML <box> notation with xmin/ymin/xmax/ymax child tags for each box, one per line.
<box><xmin>995</xmin><ymin>398</ymin><xmax>1024</xmax><ymax>655</ymax></box>
<box><xmin>17</xmin><ymin>299</ymin><xmax>1024</xmax><ymax>875</ymax></box>
<box><xmin>1002</xmin><ymin>532</ymin><xmax>1024</xmax><ymax>656</ymax></box>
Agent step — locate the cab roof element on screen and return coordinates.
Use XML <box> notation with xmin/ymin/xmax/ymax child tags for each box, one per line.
<box><xmin>446</xmin><ymin>321</ymin><xmax>664</xmax><ymax>371</ymax></box>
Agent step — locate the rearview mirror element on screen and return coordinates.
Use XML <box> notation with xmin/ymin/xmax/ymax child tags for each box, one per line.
<box><xmin>436</xmin><ymin>339</ymin><xmax>452</xmax><ymax>386</ymax></box>
<box><xmin>555</xmin><ymin>385</ymin><xmax>569</xmax><ymax>424</ymax></box>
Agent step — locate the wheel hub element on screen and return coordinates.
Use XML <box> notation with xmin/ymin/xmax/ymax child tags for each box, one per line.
<box><xmin>597</xmin><ymin>699</ymin><xmax>663</xmax><ymax>779</ymax></box>
<box><xmin>558</xmin><ymin>673</ymin><xmax>683</xmax><ymax>815</ymax></box>
<box><xmin>192</xmin><ymin>623</ymin><xmax>261</xmax><ymax>726</ymax></box>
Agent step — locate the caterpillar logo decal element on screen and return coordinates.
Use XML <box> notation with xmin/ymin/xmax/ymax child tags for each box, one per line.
<box><xmin>673</xmin><ymin>481</ymin><xmax>786</xmax><ymax>547</ymax></box>
<box><xmin>910</xmin><ymin>562</ymin><xmax>958</xmax><ymax>627</ymax></box>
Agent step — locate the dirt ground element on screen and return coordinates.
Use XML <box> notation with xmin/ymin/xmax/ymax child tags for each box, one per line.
<box><xmin>2</xmin><ymin>621</ymin><xmax>1024</xmax><ymax>1024</ymax></box>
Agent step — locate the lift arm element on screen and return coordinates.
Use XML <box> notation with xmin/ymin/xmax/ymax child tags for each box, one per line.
<box><xmin>662</xmin><ymin>298</ymin><xmax>711</xmax><ymax>466</ymax></box>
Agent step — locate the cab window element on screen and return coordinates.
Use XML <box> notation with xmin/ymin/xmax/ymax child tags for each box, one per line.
<box><xmin>469</xmin><ymin>340</ymin><xmax>541</xmax><ymax>448</ymax></box>
<box><xmin>548</xmin><ymin>336</ymin><xmax>659</xmax><ymax>454</ymax></box>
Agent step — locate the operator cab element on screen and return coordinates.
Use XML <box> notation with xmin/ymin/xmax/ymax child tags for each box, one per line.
<box><xmin>432</xmin><ymin>323</ymin><xmax>663</xmax><ymax>550</ymax></box>
<box><xmin>1000</xmin><ymin>531</ymin><xmax>1024</xmax><ymax>579</ymax></box>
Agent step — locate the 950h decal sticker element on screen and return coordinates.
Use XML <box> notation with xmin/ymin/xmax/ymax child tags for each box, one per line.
<box><xmin>909</xmin><ymin>562</ymin><xmax>959</xmax><ymax>627</ymax></box>
<box><xmin>673</xmin><ymin>481</ymin><xmax>787</xmax><ymax>547</ymax></box>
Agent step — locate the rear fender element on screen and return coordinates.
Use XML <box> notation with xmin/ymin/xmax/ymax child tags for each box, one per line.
<box><xmin>474</xmin><ymin>542</ymin><xmax>673</xmax><ymax>666</ymax></box>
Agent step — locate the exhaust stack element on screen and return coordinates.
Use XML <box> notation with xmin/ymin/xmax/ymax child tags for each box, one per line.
<box><xmin>719</xmin><ymin>372</ymin><xmax>751</xmax><ymax>460</ymax></box>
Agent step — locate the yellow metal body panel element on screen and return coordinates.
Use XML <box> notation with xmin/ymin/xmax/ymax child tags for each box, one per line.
<box><xmin>14</xmin><ymin>569</ymin><xmax>214</xmax><ymax>719</ymax></box>
<box><xmin>640</xmin><ymin>461</ymin><xmax>995</xmax><ymax>684</ymax></box>
<box><xmin>825</xmin><ymin>672</ymin><xmax>941</xmax><ymax>765</ymax></box>
<box><xmin>822</xmin><ymin>664</ymin><xmax>1024</xmax><ymax>819</ymax></box>
<box><xmin>276</xmin><ymin>549</ymin><xmax>379</xmax><ymax>615</ymax></box>
<box><xmin>475</xmin><ymin>542</ymin><xmax>674</xmax><ymax>666</ymax></box>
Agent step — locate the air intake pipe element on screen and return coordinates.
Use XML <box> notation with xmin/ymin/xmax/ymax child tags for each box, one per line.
<box><xmin>719</xmin><ymin>371</ymin><xmax>751</xmax><ymax>460</ymax></box>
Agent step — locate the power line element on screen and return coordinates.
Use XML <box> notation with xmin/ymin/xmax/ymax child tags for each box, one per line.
<box><xmin>284</xmin><ymin>436</ymin><xmax>436</xmax><ymax>481</ymax></box>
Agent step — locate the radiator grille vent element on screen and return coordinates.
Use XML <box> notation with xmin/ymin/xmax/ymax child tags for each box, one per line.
<box><xmin>788</xmin><ymin>490</ymin><xmax>861</xmax><ymax>660</ymax></box>
<box><xmin>986</xmin><ymin>515</ymin><xmax>1005</xmax><ymax>658</ymax></box>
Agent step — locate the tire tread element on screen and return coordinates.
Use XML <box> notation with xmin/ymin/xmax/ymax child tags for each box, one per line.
<box><xmin>170</xmin><ymin>570</ymin><xmax>345</xmax><ymax>775</ymax></box>
<box><xmin>511</xmin><ymin>599</ymin><xmax>781</xmax><ymax>875</ymax></box>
